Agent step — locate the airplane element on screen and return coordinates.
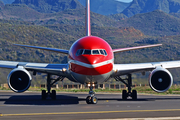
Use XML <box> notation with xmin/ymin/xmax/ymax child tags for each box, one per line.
<box><xmin>0</xmin><ymin>0</ymin><xmax>179</xmax><ymax>104</ymax></box>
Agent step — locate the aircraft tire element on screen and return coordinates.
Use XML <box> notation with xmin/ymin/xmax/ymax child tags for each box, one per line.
<box><xmin>132</xmin><ymin>90</ymin><xmax>137</xmax><ymax>100</ymax></box>
<box><xmin>86</xmin><ymin>96</ymin><xmax>91</xmax><ymax>104</ymax></box>
<box><xmin>42</xmin><ymin>90</ymin><xmax>47</xmax><ymax>100</ymax></box>
<box><xmin>51</xmin><ymin>90</ymin><xmax>56</xmax><ymax>100</ymax></box>
<box><xmin>122</xmin><ymin>90</ymin><xmax>127</xmax><ymax>100</ymax></box>
<box><xmin>91</xmin><ymin>96</ymin><xmax>98</xmax><ymax>104</ymax></box>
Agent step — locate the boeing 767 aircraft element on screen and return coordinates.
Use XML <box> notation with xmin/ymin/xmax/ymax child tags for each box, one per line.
<box><xmin>0</xmin><ymin>0</ymin><xmax>179</xmax><ymax>104</ymax></box>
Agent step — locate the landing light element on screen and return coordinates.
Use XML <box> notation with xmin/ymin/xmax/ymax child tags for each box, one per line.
<box><xmin>62</xmin><ymin>68</ymin><xmax>67</xmax><ymax>72</ymax></box>
<box><xmin>114</xmin><ymin>69</ymin><xmax>118</xmax><ymax>73</ymax></box>
<box><xmin>87</xmin><ymin>83</ymin><xmax>95</xmax><ymax>87</ymax></box>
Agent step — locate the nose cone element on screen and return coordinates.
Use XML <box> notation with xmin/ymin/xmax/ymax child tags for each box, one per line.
<box><xmin>83</xmin><ymin>55</ymin><xmax>104</xmax><ymax>65</ymax></box>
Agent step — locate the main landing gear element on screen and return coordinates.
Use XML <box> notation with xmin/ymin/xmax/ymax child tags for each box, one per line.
<box><xmin>86</xmin><ymin>84</ymin><xmax>98</xmax><ymax>104</ymax></box>
<box><xmin>41</xmin><ymin>74</ymin><xmax>64</xmax><ymax>100</ymax></box>
<box><xmin>115</xmin><ymin>74</ymin><xmax>137</xmax><ymax>100</ymax></box>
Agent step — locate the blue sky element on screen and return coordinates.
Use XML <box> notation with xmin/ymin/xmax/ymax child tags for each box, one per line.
<box><xmin>117</xmin><ymin>0</ymin><xmax>133</xmax><ymax>3</ymax></box>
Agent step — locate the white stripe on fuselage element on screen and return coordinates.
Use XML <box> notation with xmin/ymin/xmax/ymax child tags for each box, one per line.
<box><xmin>69</xmin><ymin>59</ymin><xmax>114</xmax><ymax>68</ymax></box>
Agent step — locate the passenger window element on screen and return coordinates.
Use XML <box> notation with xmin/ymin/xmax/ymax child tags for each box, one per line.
<box><xmin>84</xmin><ymin>50</ymin><xmax>91</xmax><ymax>55</ymax></box>
<box><xmin>93</xmin><ymin>50</ymin><xmax>99</xmax><ymax>55</ymax></box>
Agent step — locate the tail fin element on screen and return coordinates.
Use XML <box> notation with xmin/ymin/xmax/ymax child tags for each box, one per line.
<box><xmin>86</xmin><ymin>0</ymin><xmax>91</xmax><ymax>36</ymax></box>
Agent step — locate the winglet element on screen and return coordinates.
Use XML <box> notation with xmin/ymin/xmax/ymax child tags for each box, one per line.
<box><xmin>86</xmin><ymin>0</ymin><xmax>91</xmax><ymax>36</ymax></box>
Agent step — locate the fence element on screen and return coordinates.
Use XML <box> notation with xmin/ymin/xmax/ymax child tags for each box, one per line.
<box><xmin>39</xmin><ymin>84</ymin><xmax>148</xmax><ymax>89</ymax></box>
<box><xmin>1</xmin><ymin>83</ymin><xmax>148</xmax><ymax>90</ymax></box>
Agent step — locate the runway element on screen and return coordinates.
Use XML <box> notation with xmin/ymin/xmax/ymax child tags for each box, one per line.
<box><xmin>0</xmin><ymin>91</ymin><xmax>180</xmax><ymax>120</ymax></box>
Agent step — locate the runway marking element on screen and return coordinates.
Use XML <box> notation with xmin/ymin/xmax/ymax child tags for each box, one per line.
<box><xmin>1</xmin><ymin>109</ymin><xmax>180</xmax><ymax>117</ymax></box>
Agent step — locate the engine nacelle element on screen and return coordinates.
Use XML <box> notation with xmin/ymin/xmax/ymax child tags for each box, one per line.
<box><xmin>7</xmin><ymin>67</ymin><xmax>32</xmax><ymax>93</ymax></box>
<box><xmin>149</xmin><ymin>67</ymin><xmax>173</xmax><ymax>93</ymax></box>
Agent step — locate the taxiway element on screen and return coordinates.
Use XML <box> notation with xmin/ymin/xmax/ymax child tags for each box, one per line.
<box><xmin>0</xmin><ymin>91</ymin><xmax>180</xmax><ymax>120</ymax></box>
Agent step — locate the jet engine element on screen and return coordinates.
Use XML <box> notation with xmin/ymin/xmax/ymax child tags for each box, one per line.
<box><xmin>149</xmin><ymin>67</ymin><xmax>173</xmax><ymax>93</ymax></box>
<box><xmin>7</xmin><ymin>67</ymin><xmax>32</xmax><ymax>93</ymax></box>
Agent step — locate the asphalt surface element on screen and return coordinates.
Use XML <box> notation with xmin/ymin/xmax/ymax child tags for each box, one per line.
<box><xmin>0</xmin><ymin>91</ymin><xmax>180</xmax><ymax>120</ymax></box>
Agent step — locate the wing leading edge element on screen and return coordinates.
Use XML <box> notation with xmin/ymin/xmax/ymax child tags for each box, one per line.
<box><xmin>0</xmin><ymin>61</ymin><xmax>68</xmax><ymax>76</ymax></box>
<box><xmin>112</xmin><ymin>60</ymin><xmax>180</xmax><ymax>76</ymax></box>
<box><xmin>14</xmin><ymin>44</ymin><xmax>69</xmax><ymax>54</ymax></box>
<box><xmin>112</xmin><ymin>44</ymin><xmax>162</xmax><ymax>53</ymax></box>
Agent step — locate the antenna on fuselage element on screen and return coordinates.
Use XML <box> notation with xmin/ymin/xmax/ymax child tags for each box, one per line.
<box><xmin>86</xmin><ymin>0</ymin><xmax>91</xmax><ymax>36</ymax></box>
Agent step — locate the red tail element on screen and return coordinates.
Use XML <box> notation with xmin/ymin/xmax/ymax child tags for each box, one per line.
<box><xmin>86</xmin><ymin>0</ymin><xmax>91</xmax><ymax>36</ymax></box>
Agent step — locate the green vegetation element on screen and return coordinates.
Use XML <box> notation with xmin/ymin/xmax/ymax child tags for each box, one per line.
<box><xmin>1</xmin><ymin>85</ymin><xmax>180</xmax><ymax>95</ymax></box>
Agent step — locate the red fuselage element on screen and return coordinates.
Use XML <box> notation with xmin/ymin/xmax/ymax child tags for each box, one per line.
<box><xmin>68</xmin><ymin>36</ymin><xmax>114</xmax><ymax>84</ymax></box>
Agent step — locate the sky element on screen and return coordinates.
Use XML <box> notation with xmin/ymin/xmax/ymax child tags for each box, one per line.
<box><xmin>116</xmin><ymin>0</ymin><xmax>133</xmax><ymax>3</ymax></box>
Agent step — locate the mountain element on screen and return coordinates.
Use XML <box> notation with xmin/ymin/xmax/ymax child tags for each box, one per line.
<box><xmin>0</xmin><ymin>0</ymin><xmax>14</xmax><ymax>4</ymax></box>
<box><xmin>0</xmin><ymin>3</ymin><xmax>120</xmax><ymax>27</ymax></box>
<box><xmin>122</xmin><ymin>0</ymin><xmax>180</xmax><ymax>17</ymax></box>
<box><xmin>78</xmin><ymin>0</ymin><xmax>130</xmax><ymax>15</ymax></box>
<box><xmin>12</xmin><ymin>0</ymin><xmax>130</xmax><ymax>15</ymax></box>
<box><xmin>12</xmin><ymin>0</ymin><xmax>84</xmax><ymax>13</ymax></box>
<box><xmin>119</xmin><ymin>10</ymin><xmax>180</xmax><ymax>36</ymax></box>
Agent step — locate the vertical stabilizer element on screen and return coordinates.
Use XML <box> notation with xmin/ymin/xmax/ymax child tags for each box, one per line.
<box><xmin>86</xmin><ymin>0</ymin><xmax>91</xmax><ymax>36</ymax></box>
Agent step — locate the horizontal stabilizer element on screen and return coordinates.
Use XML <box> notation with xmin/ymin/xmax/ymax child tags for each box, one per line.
<box><xmin>112</xmin><ymin>44</ymin><xmax>162</xmax><ymax>53</ymax></box>
<box><xmin>14</xmin><ymin>44</ymin><xmax>69</xmax><ymax>54</ymax></box>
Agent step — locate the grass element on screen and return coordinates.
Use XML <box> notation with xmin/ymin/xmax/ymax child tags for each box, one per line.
<box><xmin>1</xmin><ymin>85</ymin><xmax>180</xmax><ymax>95</ymax></box>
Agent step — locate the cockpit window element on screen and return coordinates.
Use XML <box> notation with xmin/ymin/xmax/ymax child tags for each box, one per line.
<box><xmin>100</xmin><ymin>50</ymin><xmax>104</xmax><ymax>55</ymax></box>
<box><xmin>84</xmin><ymin>50</ymin><xmax>91</xmax><ymax>55</ymax></box>
<box><xmin>76</xmin><ymin>49</ymin><xmax>84</xmax><ymax>56</ymax></box>
<box><xmin>76</xmin><ymin>49</ymin><xmax>107</xmax><ymax>56</ymax></box>
<box><xmin>92</xmin><ymin>50</ymin><xmax>99</xmax><ymax>55</ymax></box>
<box><xmin>103</xmin><ymin>50</ymin><xmax>107</xmax><ymax>56</ymax></box>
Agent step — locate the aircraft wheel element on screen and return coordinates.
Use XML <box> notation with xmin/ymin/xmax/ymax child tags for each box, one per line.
<box><xmin>132</xmin><ymin>90</ymin><xmax>137</xmax><ymax>100</ymax></box>
<box><xmin>86</xmin><ymin>96</ymin><xmax>91</xmax><ymax>104</ymax></box>
<box><xmin>51</xmin><ymin>90</ymin><xmax>56</xmax><ymax>100</ymax></box>
<box><xmin>122</xmin><ymin>90</ymin><xmax>127</xmax><ymax>100</ymax></box>
<box><xmin>42</xmin><ymin>90</ymin><xmax>47</xmax><ymax>100</ymax></box>
<box><xmin>91</xmin><ymin>96</ymin><xmax>98</xmax><ymax>104</ymax></box>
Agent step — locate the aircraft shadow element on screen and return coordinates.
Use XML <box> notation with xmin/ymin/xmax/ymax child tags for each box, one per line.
<box><xmin>98</xmin><ymin>97</ymin><xmax>180</xmax><ymax>101</ymax></box>
<box><xmin>1</xmin><ymin>94</ymin><xmax>180</xmax><ymax>105</ymax></box>
<box><xmin>3</xmin><ymin>95</ymin><xmax>80</xmax><ymax>105</ymax></box>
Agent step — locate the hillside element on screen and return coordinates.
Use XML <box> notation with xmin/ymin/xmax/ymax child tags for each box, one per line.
<box><xmin>12</xmin><ymin>0</ymin><xmax>84</xmax><ymax>13</ymax></box>
<box><xmin>0</xmin><ymin>4</ymin><xmax>43</xmax><ymax>20</ymax></box>
<box><xmin>119</xmin><ymin>10</ymin><xmax>180</xmax><ymax>36</ymax></box>
<box><xmin>45</xmin><ymin>24</ymin><xmax>144</xmax><ymax>39</ymax></box>
<box><xmin>122</xmin><ymin>0</ymin><xmax>180</xmax><ymax>17</ymax></box>
<box><xmin>0</xmin><ymin>3</ymin><xmax>121</xmax><ymax>27</ymax></box>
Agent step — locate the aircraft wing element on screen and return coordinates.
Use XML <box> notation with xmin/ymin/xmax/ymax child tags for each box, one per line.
<box><xmin>0</xmin><ymin>61</ymin><xmax>68</xmax><ymax>76</ymax></box>
<box><xmin>112</xmin><ymin>44</ymin><xmax>162</xmax><ymax>53</ymax></box>
<box><xmin>14</xmin><ymin>44</ymin><xmax>69</xmax><ymax>54</ymax></box>
<box><xmin>112</xmin><ymin>60</ymin><xmax>180</xmax><ymax>76</ymax></box>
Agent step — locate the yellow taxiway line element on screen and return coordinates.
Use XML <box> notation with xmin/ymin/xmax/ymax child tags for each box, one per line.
<box><xmin>1</xmin><ymin>109</ymin><xmax>180</xmax><ymax>117</ymax></box>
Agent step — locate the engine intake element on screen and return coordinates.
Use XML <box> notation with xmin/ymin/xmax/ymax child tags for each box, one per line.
<box><xmin>7</xmin><ymin>67</ymin><xmax>32</xmax><ymax>93</ymax></box>
<box><xmin>149</xmin><ymin>68</ymin><xmax>173</xmax><ymax>93</ymax></box>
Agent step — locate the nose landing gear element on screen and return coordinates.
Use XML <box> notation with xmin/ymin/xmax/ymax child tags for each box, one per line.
<box><xmin>86</xmin><ymin>84</ymin><xmax>98</xmax><ymax>104</ymax></box>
